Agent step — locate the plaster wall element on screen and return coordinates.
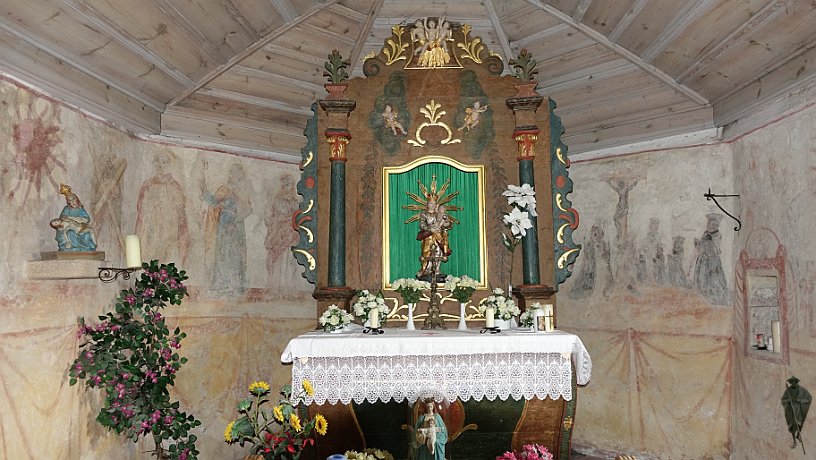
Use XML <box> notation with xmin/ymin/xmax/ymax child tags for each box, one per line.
<box><xmin>0</xmin><ymin>78</ymin><xmax>313</xmax><ymax>459</ymax></box>
<box><xmin>559</xmin><ymin>144</ymin><xmax>736</xmax><ymax>459</ymax></box>
<box><xmin>729</xmin><ymin>103</ymin><xmax>816</xmax><ymax>460</ymax></box>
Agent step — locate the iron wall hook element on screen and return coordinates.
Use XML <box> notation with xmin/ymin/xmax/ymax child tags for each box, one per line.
<box><xmin>704</xmin><ymin>188</ymin><xmax>741</xmax><ymax>231</ymax></box>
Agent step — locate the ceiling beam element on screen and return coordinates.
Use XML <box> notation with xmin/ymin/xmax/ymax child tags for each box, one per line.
<box><xmin>0</xmin><ymin>16</ymin><xmax>165</xmax><ymax>111</ymax></box>
<box><xmin>512</xmin><ymin>24</ymin><xmax>570</xmax><ymax>49</ymax></box>
<box><xmin>167</xmin><ymin>0</ymin><xmax>339</xmax><ymax>107</ymax></box>
<box><xmin>263</xmin><ymin>43</ymin><xmax>326</xmax><ymax>66</ymax></box>
<box><xmin>348</xmin><ymin>0</ymin><xmax>386</xmax><ymax>72</ymax></box>
<box><xmin>676</xmin><ymin>0</ymin><xmax>792</xmax><ymax>83</ymax></box>
<box><xmin>608</xmin><ymin>0</ymin><xmax>649</xmax><ymax>42</ymax></box>
<box><xmin>538</xmin><ymin>60</ymin><xmax>634</xmax><ymax>94</ymax></box>
<box><xmin>641</xmin><ymin>0</ymin><xmax>717</xmax><ymax>63</ymax></box>
<box><xmin>198</xmin><ymin>87</ymin><xmax>315</xmax><ymax>116</ymax></box>
<box><xmin>573</xmin><ymin>0</ymin><xmax>593</xmax><ymax>22</ymax></box>
<box><xmin>270</xmin><ymin>0</ymin><xmax>299</xmax><ymax>21</ymax></box>
<box><xmin>328</xmin><ymin>3</ymin><xmax>369</xmax><ymax>22</ymax></box>
<box><xmin>300</xmin><ymin>23</ymin><xmax>356</xmax><ymax>47</ymax></box>
<box><xmin>525</xmin><ymin>0</ymin><xmax>709</xmax><ymax>105</ymax></box>
<box><xmin>485</xmin><ymin>0</ymin><xmax>514</xmax><ymax>61</ymax></box>
<box><xmin>60</xmin><ymin>0</ymin><xmax>195</xmax><ymax>88</ymax></box>
<box><xmin>215</xmin><ymin>0</ymin><xmax>260</xmax><ymax>39</ymax></box>
<box><xmin>151</xmin><ymin>0</ymin><xmax>230</xmax><ymax>63</ymax></box>
<box><xmin>231</xmin><ymin>65</ymin><xmax>324</xmax><ymax>93</ymax></box>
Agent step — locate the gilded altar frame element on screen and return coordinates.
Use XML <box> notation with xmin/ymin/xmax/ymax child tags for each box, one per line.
<box><xmin>381</xmin><ymin>155</ymin><xmax>488</xmax><ymax>290</ymax></box>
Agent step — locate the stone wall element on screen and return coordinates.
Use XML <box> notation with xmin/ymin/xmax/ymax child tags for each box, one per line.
<box><xmin>0</xmin><ymin>78</ymin><xmax>314</xmax><ymax>459</ymax></box>
<box><xmin>559</xmin><ymin>144</ymin><xmax>736</xmax><ymax>459</ymax></box>
<box><xmin>729</xmin><ymin>103</ymin><xmax>816</xmax><ymax>460</ymax></box>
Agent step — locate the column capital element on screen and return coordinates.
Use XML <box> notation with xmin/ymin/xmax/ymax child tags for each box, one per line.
<box><xmin>514</xmin><ymin>128</ymin><xmax>540</xmax><ymax>161</ymax></box>
<box><xmin>325</xmin><ymin>129</ymin><xmax>351</xmax><ymax>162</ymax></box>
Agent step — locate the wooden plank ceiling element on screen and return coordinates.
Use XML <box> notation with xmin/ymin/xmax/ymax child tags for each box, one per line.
<box><xmin>1</xmin><ymin>0</ymin><xmax>814</xmax><ymax>161</ymax></box>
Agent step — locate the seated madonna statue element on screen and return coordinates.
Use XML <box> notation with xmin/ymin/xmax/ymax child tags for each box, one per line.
<box><xmin>50</xmin><ymin>184</ymin><xmax>98</xmax><ymax>251</ymax></box>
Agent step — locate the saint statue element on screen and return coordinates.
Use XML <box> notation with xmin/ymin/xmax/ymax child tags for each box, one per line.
<box><xmin>50</xmin><ymin>183</ymin><xmax>98</xmax><ymax>251</ymax></box>
<box><xmin>404</xmin><ymin>175</ymin><xmax>460</xmax><ymax>281</ymax></box>
<box><xmin>415</xmin><ymin>400</ymin><xmax>447</xmax><ymax>460</ymax></box>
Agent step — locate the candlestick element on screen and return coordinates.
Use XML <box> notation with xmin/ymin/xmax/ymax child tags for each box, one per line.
<box><xmin>125</xmin><ymin>235</ymin><xmax>142</xmax><ymax>268</ymax></box>
<box><xmin>485</xmin><ymin>307</ymin><xmax>495</xmax><ymax>328</ymax></box>
<box><xmin>771</xmin><ymin>320</ymin><xmax>781</xmax><ymax>354</ymax></box>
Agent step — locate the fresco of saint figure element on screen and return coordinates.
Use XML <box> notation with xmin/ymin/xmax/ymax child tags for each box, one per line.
<box><xmin>135</xmin><ymin>150</ymin><xmax>189</xmax><ymax>265</ymax></box>
<box><xmin>203</xmin><ymin>162</ymin><xmax>252</xmax><ymax>297</ymax></box>
<box><xmin>690</xmin><ymin>213</ymin><xmax>729</xmax><ymax>304</ymax></box>
<box><xmin>265</xmin><ymin>174</ymin><xmax>301</xmax><ymax>287</ymax></box>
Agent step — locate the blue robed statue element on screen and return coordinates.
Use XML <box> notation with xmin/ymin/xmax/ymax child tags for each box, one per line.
<box><xmin>50</xmin><ymin>183</ymin><xmax>98</xmax><ymax>251</ymax></box>
<box><xmin>415</xmin><ymin>400</ymin><xmax>447</xmax><ymax>460</ymax></box>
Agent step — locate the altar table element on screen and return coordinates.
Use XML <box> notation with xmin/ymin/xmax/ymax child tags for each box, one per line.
<box><xmin>281</xmin><ymin>328</ymin><xmax>591</xmax><ymax>405</ymax></box>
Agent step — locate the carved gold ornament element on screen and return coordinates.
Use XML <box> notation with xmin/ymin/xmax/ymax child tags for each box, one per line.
<box><xmin>514</xmin><ymin>132</ymin><xmax>538</xmax><ymax>159</ymax></box>
<box><xmin>408</xmin><ymin>100</ymin><xmax>461</xmax><ymax>147</ymax></box>
<box><xmin>563</xmin><ymin>415</ymin><xmax>574</xmax><ymax>430</ymax></box>
<box><xmin>457</xmin><ymin>24</ymin><xmax>485</xmax><ymax>63</ymax></box>
<box><xmin>382</xmin><ymin>25</ymin><xmax>409</xmax><ymax>65</ymax></box>
<box><xmin>326</xmin><ymin>134</ymin><xmax>350</xmax><ymax>160</ymax></box>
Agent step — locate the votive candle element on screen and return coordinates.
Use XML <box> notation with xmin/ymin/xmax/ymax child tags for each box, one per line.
<box><xmin>544</xmin><ymin>304</ymin><xmax>555</xmax><ymax>332</ymax></box>
<box><xmin>125</xmin><ymin>235</ymin><xmax>142</xmax><ymax>268</ymax></box>
<box><xmin>485</xmin><ymin>307</ymin><xmax>495</xmax><ymax>328</ymax></box>
<box><xmin>369</xmin><ymin>309</ymin><xmax>380</xmax><ymax>328</ymax></box>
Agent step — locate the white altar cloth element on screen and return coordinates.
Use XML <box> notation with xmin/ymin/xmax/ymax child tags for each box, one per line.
<box><xmin>281</xmin><ymin>329</ymin><xmax>591</xmax><ymax>405</ymax></box>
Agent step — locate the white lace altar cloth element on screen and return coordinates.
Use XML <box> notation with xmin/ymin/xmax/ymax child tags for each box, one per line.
<box><xmin>281</xmin><ymin>329</ymin><xmax>591</xmax><ymax>405</ymax></box>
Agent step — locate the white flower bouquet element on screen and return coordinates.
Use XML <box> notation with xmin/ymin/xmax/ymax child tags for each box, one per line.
<box><xmin>478</xmin><ymin>288</ymin><xmax>520</xmax><ymax>320</ymax></box>
<box><xmin>519</xmin><ymin>302</ymin><xmax>543</xmax><ymax>328</ymax></box>
<box><xmin>501</xmin><ymin>183</ymin><xmax>536</xmax><ymax>251</ymax></box>
<box><xmin>391</xmin><ymin>278</ymin><xmax>430</xmax><ymax>304</ymax></box>
<box><xmin>351</xmin><ymin>290</ymin><xmax>389</xmax><ymax>324</ymax></box>
<box><xmin>443</xmin><ymin>275</ymin><xmax>479</xmax><ymax>303</ymax></box>
<box><xmin>318</xmin><ymin>304</ymin><xmax>353</xmax><ymax>332</ymax></box>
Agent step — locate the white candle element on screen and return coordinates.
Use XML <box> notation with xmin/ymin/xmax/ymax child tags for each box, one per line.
<box><xmin>544</xmin><ymin>304</ymin><xmax>554</xmax><ymax>332</ymax></box>
<box><xmin>369</xmin><ymin>309</ymin><xmax>380</xmax><ymax>328</ymax></box>
<box><xmin>125</xmin><ymin>235</ymin><xmax>142</xmax><ymax>268</ymax></box>
<box><xmin>771</xmin><ymin>320</ymin><xmax>781</xmax><ymax>354</ymax></box>
<box><xmin>485</xmin><ymin>307</ymin><xmax>495</xmax><ymax>328</ymax></box>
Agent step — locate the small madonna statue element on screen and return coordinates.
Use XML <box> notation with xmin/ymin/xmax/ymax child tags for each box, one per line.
<box><xmin>415</xmin><ymin>399</ymin><xmax>447</xmax><ymax>460</ymax></box>
<box><xmin>50</xmin><ymin>183</ymin><xmax>98</xmax><ymax>252</ymax></box>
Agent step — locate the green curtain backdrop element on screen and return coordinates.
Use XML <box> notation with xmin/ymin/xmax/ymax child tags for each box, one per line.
<box><xmin>387</xmin><ymin>162</ymin><xmax>482</xmax><ymax>284</ymax></box>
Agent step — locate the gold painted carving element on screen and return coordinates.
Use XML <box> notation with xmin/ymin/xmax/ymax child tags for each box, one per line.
<box><xmin>326</xmin><ymin>134</ymin><xmax>349</xmax><ymax>160</ymax></box>
<box><xmin>557</xmin><ymin>249</ymin><xmax>580</xmax><ymax>269</ymax></box>
<box><xmin>457</xmin><ymin>24</ymin><xmax>485</xmax><ymax>64</ymax></box>
<box><xmin>556</xmin><ymin>146</ymin><xmax>566</xmax><ymax>165</ymax></box>
<box><xmin>382</xmin><ymin>25</ymin><xmax>409</xmax><ymax>65</ymax></box>
<box><xmin>297</xmin><ymin>199</ymin><xmax>315</xmax><ymax>243</ymax></box>
<box><xmin>563</xmin><ymin>416</ymin><xmax>573</xmax><ymax>430</ymax></box>
<box><xmin>301</xmin><ymin>150</ymin><xmax>314</xmax><ymax>168</ymax></box>
<box><xmin>408</xmin><ymin>100</ymin><xmax>461</xmax><ymax>147</ymax></box>
<box><xmin>292</xmin><ymin>249</ymin><xmax>316</xmax><ymax>270</ymax></box>
<box><xmin>556</xmin><ymin>194</ymin><xmax>569</xmax><ymax>243</ymax></box>
<box><xmin>515</xmin><ymin>133</ymin><xmax>538</xmax><ymax>158</ymax></box>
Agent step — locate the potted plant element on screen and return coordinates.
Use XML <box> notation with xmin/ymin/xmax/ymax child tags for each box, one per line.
<box><xmin>69</xmin><ymin>260</ymin><xmax>201</xmax><ymax>459</ymax></box>
<box><xmin>224</xmin><ymin>380</ymin><xmax>327</xmax><ymax>459</ymax></box>
<box><xmin>497</xmin><ymin>443</ymin><xmax>554</xmax><ymax>460</ymax></box>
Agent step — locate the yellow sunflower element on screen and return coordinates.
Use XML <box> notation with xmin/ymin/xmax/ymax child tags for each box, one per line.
<box><xmin>289</xmin><ymin>413</ymin><xmax>302</xmax><ymax>432</ymax></box>
<box><xmin>272</xmin><ymin>405</ymin><xmax>284</xmax><ymax>422</ymax></box>
<box><xmin>302</xmin><ymin>379</ymin><xmax>315</xmax><ymax>397</ymax></box>
<box><xmin>248</xmin><ymin>380</ymin><xmax>270</xmax><ymax>395</ymax></box>
<box><xmin>224</xmin><ymin>420</ymin><xmax>235</xmax><ymax>442</ymax></box>
<box><xmin>314</xmin><ymin>413</ymin><xmax>328</xmax><ymax>436</ymax></box>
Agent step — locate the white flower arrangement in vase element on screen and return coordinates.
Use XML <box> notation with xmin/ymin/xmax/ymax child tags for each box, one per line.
<box><xmin>351</xmin><ymin>290</ymin><xmax>389</xmax><ymax>326</ymax></box>
<box><xmin>318</xmin><ymin>304</ymin><xmax>353</xmax><ymax>333</ymax></box>
<box><xmin>501</xmin><ymin>184</ymin><xmax>536</xmax><ymax>290</ymax></box>
<box><xmin>478</xmin><ymin>288</ymin><xmax>520</xmax><ymax>321</ymax></box>
<box><xmin>392</xmin><ymin>278</ymin><xmax>430</xmax><ymax>304</ymax></box>
<box><xmin>443</xmin><ymin>275</ymin><xmax>479</xmax><ymax>303</ymax></box>
<box><xmin>519</xmin><ymin>302</ymin><xmax>543</xmax><ymax>329</ymax></box>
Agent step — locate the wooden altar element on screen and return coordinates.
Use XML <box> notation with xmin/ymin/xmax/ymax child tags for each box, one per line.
<box><xmin>282</xmin><ymin>329</ymin><xmax>591</xmax><ymax>459</ymax></box>
<box><xmin>288</xmin><ymin>16</ymin><xmax>584</xmax><ymax>460</ymax></box>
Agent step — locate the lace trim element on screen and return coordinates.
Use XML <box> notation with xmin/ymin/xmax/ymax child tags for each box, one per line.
<box><xmin>292</xmin><ymin>352</ymin><xmax>576</xmax><ymax>405</ymax></box>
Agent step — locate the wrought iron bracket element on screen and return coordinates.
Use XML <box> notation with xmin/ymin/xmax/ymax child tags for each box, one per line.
<box><xmin>704</xmin><ymin>188</ymin><xmax>741</xmax><ymax>231</ymax></box>
<box><xmin>98</xmin><ymin>267</ymin><xmax>140</xmax><ymax>283</ymax></box>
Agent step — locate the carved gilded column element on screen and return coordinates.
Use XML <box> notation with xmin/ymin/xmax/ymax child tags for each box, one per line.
<box><xmin>319</xmin><ymin>95</ymin><xmax>356</xmax><ymax>288</ymax></box>
<box><xmin>507</xmin><ymin>94</ymin><xmax>543</xmax><ymax>286</ymax></box>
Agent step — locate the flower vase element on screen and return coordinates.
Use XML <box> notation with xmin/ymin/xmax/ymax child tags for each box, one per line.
<box><xmin>458</xmin><ymin>303</ymin><xmax>468</xmax><ymax>330</ymax></box>
<box><xmin>406</xmin><ymin>303</ymin><xmax>416</xmax><ymax>331</ymax></box>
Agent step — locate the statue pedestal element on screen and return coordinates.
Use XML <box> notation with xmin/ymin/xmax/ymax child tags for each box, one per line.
<box><xmin>40</xmin><ymin>251</ymin><xmax>105</xmax><ymax>261</ymax></box>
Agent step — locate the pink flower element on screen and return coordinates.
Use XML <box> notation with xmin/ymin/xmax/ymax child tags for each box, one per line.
<box><xmin>125</xmin><ymin>295</ymin><xmax>136</xmax><ymax>305</ymax></box>
<box><xmin>179</xmin><ymin>448</ymin><xmax>190</xmax><ymax>460</ymax></box>
<box><xmin>161</xmin><ymin>348</ymin><xmax>172</xmax><ymax>360</ymax></box>
<box><xmin>170</xmin><ymin>338</ymin><xmax>181</xmax><ymax>349</ymax></box>
<box><xmin>163</xmin><ymin>414</ymin><xmax>174</xmax><ymax>424</ymax></box>
<box><xmin>142</xmin><ymin>288</ymin><xmax>154</xmax><ymax>298</ymax></box>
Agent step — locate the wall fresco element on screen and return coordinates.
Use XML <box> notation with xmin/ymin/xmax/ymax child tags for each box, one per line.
<box><xmin>0</xmin><ymin>78</ymin><xmax>313</xmax><ymax>459</ymax></box>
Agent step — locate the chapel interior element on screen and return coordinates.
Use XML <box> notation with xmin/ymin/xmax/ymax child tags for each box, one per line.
<box><xmin>1</xmin><ymin>0</ymin><xmax>815</xmax><ymax>459</ymax></box>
